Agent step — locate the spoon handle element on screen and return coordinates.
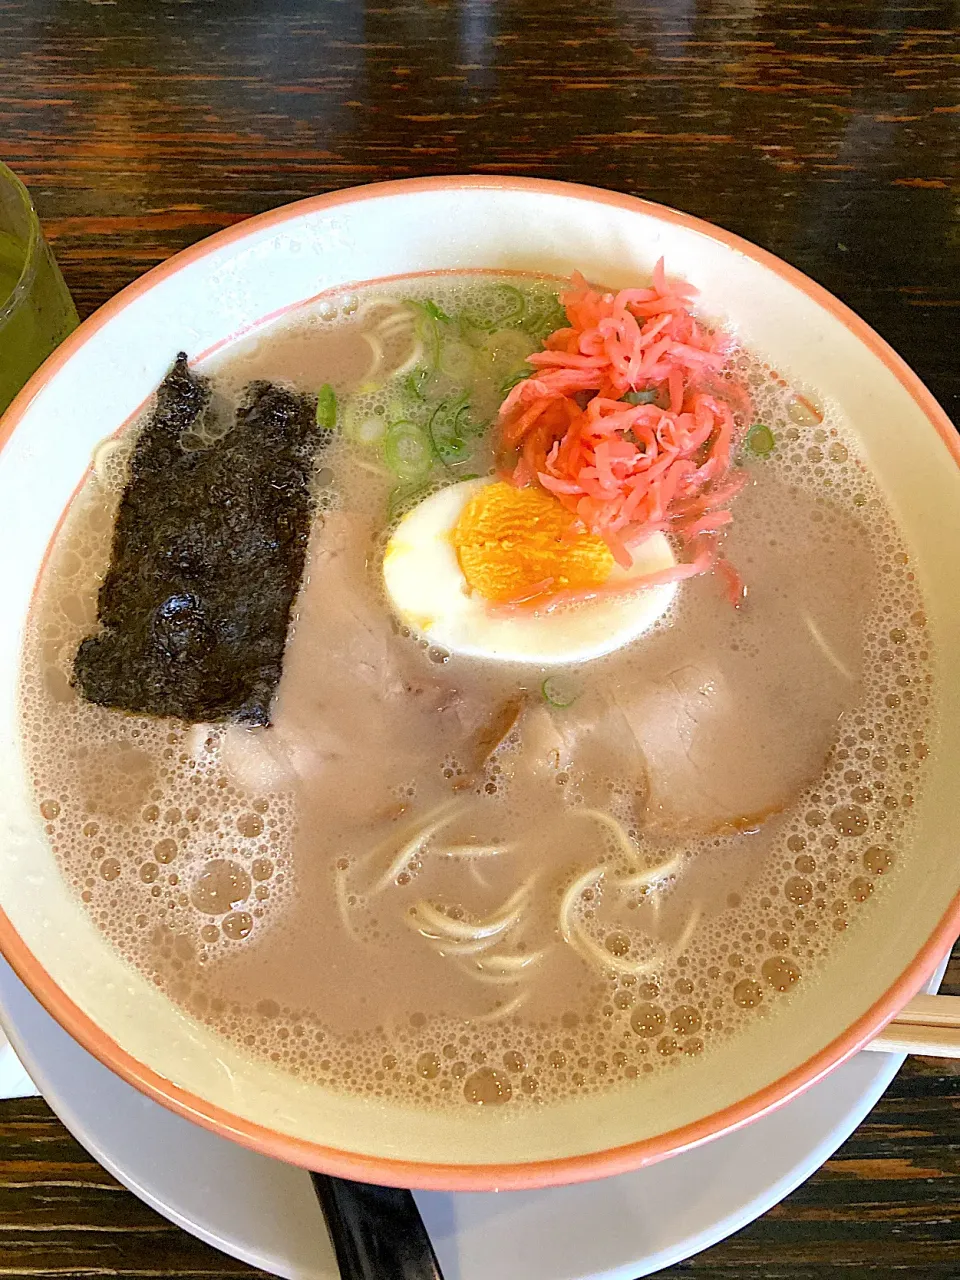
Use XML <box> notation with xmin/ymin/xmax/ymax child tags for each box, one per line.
<box><xmin>311</xmin><ymin>1172</ymin><xmax>444</xmax><ymax>1279</ymax></box>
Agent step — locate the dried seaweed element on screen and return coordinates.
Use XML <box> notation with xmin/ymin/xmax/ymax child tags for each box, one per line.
<box><xmin>74</xmin><ymin>353</ymin><xmax>330</xmax><ymax>725</ymax></box>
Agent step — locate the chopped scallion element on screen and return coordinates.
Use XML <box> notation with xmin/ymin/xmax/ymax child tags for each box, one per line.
<box><xmin>384</xmin><ymin>420</ymin><xmax>431</xmax><ymax>482</ymax></box>
<box><xmin>422</xmin><ymin>299</ymin><xmax>452</xmax><ymax>325</ymax></box>
<box><xmin>405</xmin><ymin>300</ymin><xmax>444</xmax><ymax>369</ymax></box>
<box><xmin>493</xmin><ymin>283</ymin><xmax>525</xmax><ymax>327</ymax></box>
<box><xmin>438</xmin><ymin>339</ymin><xmax>477</xmax><ymax>382</ymax></box>
<box><xmin>316</xmin><ymin>383</ymin><xmax>337</xmax><ymax>429</ymax></box>
<box><xmin>460</xmin><ymin>283</ymin><xmax>528</xmax><ymax>335</ymax></box>
<box><xmin>542</xmin><ymin>676</ymin><xmax>580</xmax><ymax>708</ymax></box>
<box><xmin>522</xmin><ymin>292</ymin><xmax>566</xmax><ymax>338</ymax></box>
<box><xmin>403</xmin><ymin>367</ymin><xmax>429</xmax><ymax>402</ymax></box>
<box><xmin>426</xmin><ymin>399</ymin><xmax>470</xmax><ymax>469</ymax></box>
<box><xmin>500</xmin><ymin>368</ymin><xmax>531</xmax><ymax>395</ymax></box>
<box><xmin>745</xmin><ymin>422</ymin><xmax>776</xmax><ymax>457</ymax></box>
<box><xmin>388</xmin><ymin>482</ymin><xmax>430</xmax><ymax>521</ymax></box>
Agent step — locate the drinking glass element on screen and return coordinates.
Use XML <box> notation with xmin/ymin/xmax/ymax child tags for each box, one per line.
<box><xmin>0</xmin><ymin>162</ymin><xmax>79</xmax><ymax>417</ymax></box>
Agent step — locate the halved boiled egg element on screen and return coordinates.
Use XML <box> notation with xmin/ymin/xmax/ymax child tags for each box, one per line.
<box><xmin>382</xmin><ymin>478</ymin><xmax>678</xmax><ymax>664</ymax></box>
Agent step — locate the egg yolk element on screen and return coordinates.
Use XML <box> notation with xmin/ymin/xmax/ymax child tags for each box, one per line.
<box><xmin>452</xmin><ymin>481</ymin><xmax>615</xmax><ymax>603</ymax></box>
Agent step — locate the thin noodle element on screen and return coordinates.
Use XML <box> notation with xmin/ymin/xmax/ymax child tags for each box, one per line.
<box><xmin>475</xmin><ymin>949</ymin><xmax>544</xmax><ymax>973</ymax></box>
<box><xmin>352</xmin><ymin>456</ymin><xmax>391</xmax><ymax>477</ymax></box>
<box><xmin>361</xmin><ymin>332</ymin><xmax>384</xmax><ymax>382</ymax></box>
<box><xmin>368</xmin><ymin>801</ymin><xmax>461</xmax><ymax>893</ymax></box>
<box><xmin>469</xmin><ymin>993</ymin><xmax>528</xmax><ymax>1024</ymax></box>
<box><xmin>353</xmin><ymin>299</ymin><xmax>420</xmax><ymax>381</ymax></box>
<box><xmin>570</xmin><ymin>921</ymin><xmax>662</xmax><ymax>978</ymax></box>
<box><xmin>455</xmin><ymin>950</ymin><xmax>544</xmax><ymax>985</ymax></box>
<box><xmin>412</xmin><ymin>901</ymin><xmax>515</xmax><ymax>943</ymax></box>
<box><xmin>573</xmin><ymin>806</ymin><xmax>639</xmax><ymax>860</ymax></box>
<box><xmin>437</xmin><ymin>843</ymin><xmax>513</xmax><ymax>859</ymax></box>
<box><xmin>353</xmin><ymin>298</ymin><xmax>408</xmax><ymax>326</ymax></box>
<box><xmin>619</xmin><ymin>853</ymin><xmax>683</xmax><ymax>890</ymax></box>
<box><xmin>558</xmin><ymin>863</ymin><xmax>666</xmax><ymax>977</ymax></box>
<box><xmin>558</xmin><ymin>864</ymin><xmax>606</xmax><ymax>948</ymax></box>
<box><xmin>391</xmin><ymin>339</ymin><xmax>424</xmax><ymax>378</ymax></box>
<box><xmin>458</xmin><ymin>965</ymin><xmax>527</xmax><ymax>987</ymax></box>
<box><xmin>673</xmin><ymin>906</ymin><xmax>703</xmax><ymax>957</ymax></box>
<box><xmin>378</xmin><ymin>315</ymin><xmax>415</xmax><ymax>335</ymax></box>
<box><xmin>468</xmin><ymin>863</ymin><xmax>490</xmax><ymax>890</ymax></box>
<box><xmin>410</xmin><ymin>876</ymin><xmax>535</xmax><ymax>944</ymax></box>
<box><xmin>571</xmin><ymin>808</ymin><xmax>681</xmax><ymax>889</ymax></box>
<box><xmin>335</xmin><ymin>870</ymin><xmax>362</xmax><ymax>940</ymax></box>
<box><xmin>804</xmin><ymin>612</ymin><xmax>856</xmax><ymax>683</ymax></box>
<box><xmin>91</xmin><ymin>437</ymin><xmax>131</xmax><ymax>493</ymax></box>
<box><xmin>428</xmin><ymin>934</ymin><xmax>502</xmax><ymax>957</ymax></box>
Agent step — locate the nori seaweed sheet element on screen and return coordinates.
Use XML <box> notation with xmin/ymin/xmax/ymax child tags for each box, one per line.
<box><xmin>73</xmin><ymin>353</ymin><xmax>329</xmax><ymax>725</ymax></box>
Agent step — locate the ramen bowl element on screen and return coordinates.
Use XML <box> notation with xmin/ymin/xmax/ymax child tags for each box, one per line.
<box><xmin>0</xmin><ymin>178</ymin><xmax>957</xmax><ymax>1191</ymax></box>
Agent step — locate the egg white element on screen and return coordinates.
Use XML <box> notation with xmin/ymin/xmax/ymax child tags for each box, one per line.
<box><xmin>382</xmin><ymin>478</ymin><xmax>679</xmax><ymax>664</ymax></box>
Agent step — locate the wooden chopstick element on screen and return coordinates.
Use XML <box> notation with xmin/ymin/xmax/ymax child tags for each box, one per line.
<box><xmin>864</xmin><ymin>994</ymin><xmax>960</xmax><ymax>1058</ymax></box>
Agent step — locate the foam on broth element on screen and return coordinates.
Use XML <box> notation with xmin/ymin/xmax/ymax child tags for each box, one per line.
<box><xmin>19</xmin><ymin>274</ymin><xmax>936</xmax><ymax>1110</ymax></box>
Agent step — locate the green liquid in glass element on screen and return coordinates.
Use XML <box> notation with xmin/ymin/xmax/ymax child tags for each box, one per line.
<box><xmin>0</xmin><ymin>235</ymin><xmax>21</xmax><ymax>300</ymax></box>
<box><xmin>0</xmin><ymin>228</ymin><xmax>79</xmax><ymax>417</ymax></box>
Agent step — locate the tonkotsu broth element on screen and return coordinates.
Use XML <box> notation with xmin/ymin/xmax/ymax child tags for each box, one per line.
<box><xmin>21</xmin><ymin>273</ymin><xmax>936</xmax><ymax>1110</ymax></box>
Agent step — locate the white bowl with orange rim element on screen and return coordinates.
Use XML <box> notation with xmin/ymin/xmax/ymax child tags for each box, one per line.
<box><xmin>0</xmin><ymin>177</ymin><xmax>957</xmax><ymax>1190</ymax></box>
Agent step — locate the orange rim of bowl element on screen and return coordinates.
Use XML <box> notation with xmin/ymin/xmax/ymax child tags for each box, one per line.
<box><xmin>0</xmin><ymin>176</ymin><xmax>957</xmax><ymax>1192</ymax></box>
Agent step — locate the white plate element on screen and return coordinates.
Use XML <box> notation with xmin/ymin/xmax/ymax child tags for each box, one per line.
<box><xmin>0</xmin><ymin>953</ymin><xmax>945</xmax><ymax>1279</ymax></box>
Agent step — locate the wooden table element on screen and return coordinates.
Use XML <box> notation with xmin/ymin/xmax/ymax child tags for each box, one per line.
<box><xmin>1</xmin><ymin>0</ymin><xmax>958</xmax><ymax>1275</ymax></box>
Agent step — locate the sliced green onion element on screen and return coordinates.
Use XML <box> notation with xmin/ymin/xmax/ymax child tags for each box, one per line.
<box><xmin>623</xmin><ymin>389</ymin><xmax>659</xmax><ymax>406</ymax></box>
<box><xmin>316</xmin><ymin>383</ymin><xmax>337</xmax><ymax>429</ymax></box>
<box><xmin>388</xmin><ymin>481</ymin><xmax>430</xmax><ymax>521</ymax></box>
<box><xmin>422</xmin><ymin>298</ymin><xmax>452</xmax><ymax>324</ymax></box>
<box><xmin>405</xmin><ymin>302</ymin><xmax>443</xmax><ymax>370</ymax></box>
<box><xmin>384</xmin><ymin>420</ymin><xmax>432</xmax><ymax>482</ymax></box>
<box><xmin>483</xmin><ymin>328</ymin><xmax>538</xmax><ymax>370</ymax></box>
<box><xmin>460</xmin><ymin>283</ymin><xmax>529</xmax><ymax>335</ymax></box>
<box><xmin>404</xmin><ymin>298</ymin><xmax>451</xmax><ymax>326</ymax></box>
<box><xmin>500</xmin><ymin>368</ymin><xmax>531</xmax><ymax>395</ymax></box>
<box><xmin>426</xmin><ymin>400</ymin><xmax>468</xmax><ymax>469</ymax></box>
<box><xmin>403</xmin><ymin>367</ymin><xmax>429</xmax><ymax>402</ymax></box>
<box><xmin>384</xmin><ymin>390</ymin><xmax>408</xmax><ymax>422</ymax></box>
<box><xmin>452</xmin><ymin>399</ymin><xmax>484</xmax><ymax>440</ymax></box>
<box><xmin>438</xmin><ymin>339</ymin><xmax>477</xmax><ymax>383</ymax></box>
<box><xmin>342</xmin><ymin>401</ymin><xmax>387</xmax><ymax>446</ymax></box>
<box><xmin>745</xmin><ymin>422</ymin><xmax>776</xmax><ymax>458</ymax></box>
<box><xmin>542</xmin><ymin>676</ymin><xmax>580</xmax><ymax>708</ymax></box>
<box><xmin>459</xmin><ymin>310</ymin><xmax>495</xmax><ymax>336</ymax></box>
<box><xmin>355</xmin><ymin>415</ymin><xmax>387</xmax><ymax>447</ymax></box>
<box><xmin>522</xmin><ymin>292</ymin><xmax>566</xmax><ymax>338</ymax></box>
<box><xmin>491</xmin><ymin>284</ymin><xmax>525</xmax><ymax>327</ymax></box>
<box><xmin>455</xmin><ymin>313</ymin><xmax>490</xmax><ymax>347</ymax></box>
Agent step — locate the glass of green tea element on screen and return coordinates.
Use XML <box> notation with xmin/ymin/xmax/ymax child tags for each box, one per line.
<box><xmin>0</xmin><ymin>161</ymin><xmax>79</xmax><ymax>417</ymax></box>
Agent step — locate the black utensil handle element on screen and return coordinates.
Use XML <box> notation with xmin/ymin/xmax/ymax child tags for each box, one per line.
<box><xmin>311</xmin><ymin>1172</ymin><xmax>445</xmax><ymax>1280</ymax></box>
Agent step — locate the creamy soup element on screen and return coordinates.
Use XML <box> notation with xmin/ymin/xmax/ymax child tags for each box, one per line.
<box><xmin>20</xmin><ymin>271</ymin><xmax>935</xmax><ymax>1109</ymax></box>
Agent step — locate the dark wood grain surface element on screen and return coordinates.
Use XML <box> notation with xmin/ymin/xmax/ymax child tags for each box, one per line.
<box><xmin>1</xmin><ymin>0</ymin><xmax>959</xmax><ymax>1275</ymax></box>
